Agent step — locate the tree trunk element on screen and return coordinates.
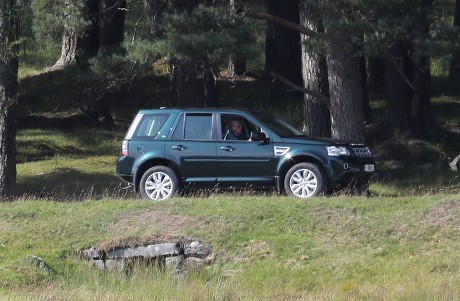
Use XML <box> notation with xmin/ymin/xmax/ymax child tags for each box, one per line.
<box><xmin>228</xmin><ymin>54</ymin><xmax>247</xmax><ymax>77</ymax></box>
<box><xmin>54</xmin><ymin>1</ymin><xmax>79</xmax><ymax>68</ymax></box>
<box><xmin>411</xmin><ymin>0</ymin><xmax>434</xmax><ymax>136</ymax></box>
<box><xmin>359</xmin><ymin>55</ymin><xmax>371</xmax><ymax>124</ymax></box>
<box><xmin>324</xmin><ymin>5</ymin><xmax>365</xmax><ymax>142</ymax></box>
<box><xmin>265</xmin><ymin>0</ymin><xmax>302</xmax><ymax>98</ymax></box>
<box><xmin>412</xmin><ymin>54</ymin><xmax>432</xmax><ymax>134</ymax></box>
<box><xmin>367</xmin><ymin>56</ymin><xmax>385</xmax><ymax>94</ymax></box>
<box><xmin>299</xmin><ymin>0</ymin><xmax>330</xmax><ymax>138</ymax></box>
<box><xmin>0</xmin><ymin>0</ymin><xmax>19</xmax><ymax>198</ymax></box>
<box><xmin>384</xmin><ymin>40</ymin><xmax>413</xmax><ymax>132</ymax></box>
<box><xmin>449</xmin><ymin>0</ymin><xmax>460</xmax><ymax>80</ymax></box>
<box><xmin>170</xmin><ymin>59</ymin><xmax>219</xmax><ymax>108</ymax></box>
<box><xmin>99</xmin><ymin>0</ymin><xmax>126</xmax><ymax>53</ymax></box>
<box><xmin>227</xmin><ymin>0</ymin><xmax>246</xmax><ymax>76</ymax></box>
<box><xmin>54</xmin><ymin>0</ymin><xmax>100</xmax><ymax>68</ymax></box>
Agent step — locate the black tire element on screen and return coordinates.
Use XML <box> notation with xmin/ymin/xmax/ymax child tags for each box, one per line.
<box><xmin>140</xmin><ymin>166</ymin><xmax>179</xmax><ymax>200</ymax></box>
<box><xmin>284</xmin><ymin>163</ymin><xmax>324</xmax><ymax>198</ymax></box>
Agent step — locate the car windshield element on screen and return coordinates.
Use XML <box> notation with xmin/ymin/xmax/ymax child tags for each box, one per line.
<box><xmin>256</xmin><ymin>114</ymin><xmax>305</xmax><ymax>138</ymax></box>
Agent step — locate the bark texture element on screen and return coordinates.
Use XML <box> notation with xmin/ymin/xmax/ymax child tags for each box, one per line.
<box><xmin>299</xmin><ymin>1</ymin><xmax>330</xmax><ymax>138</ymax></box>
<box><xmin>228</xmin><ymin>0</ymin><xmax>246</xmax><ymax>76</ymax></box>
<box><xmin>54</xmin><ymin>1</ymin><xmax>79</xmax><ymax>68</ymax></box>
<box><xmin>0</xmin><ymin>0</ymin><xmax>18</xmax><ymax>198</ymax></box>
<box><xmin>324</xmin><ymin>5</ymin><xmax>365</xmax><ymax>142</ymax></box>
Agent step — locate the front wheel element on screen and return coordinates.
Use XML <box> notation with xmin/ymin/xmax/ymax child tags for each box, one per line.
<box><xmin>140</xmin><ymin>166</ymin><xmax>179</xmax><ymax>200</ymax></box>
<box><xmin>284</xmin><ymin>163</ymin><xmax>324</xmax><ymax>198</ymax></box>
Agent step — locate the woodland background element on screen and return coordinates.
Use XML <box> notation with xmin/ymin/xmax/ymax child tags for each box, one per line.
<box><xmin>0</xmin><ymin>0</ymin><xmax>460</xmax><ymax>197</ymax></box>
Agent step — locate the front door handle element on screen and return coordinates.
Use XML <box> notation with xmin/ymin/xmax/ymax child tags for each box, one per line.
<box><xmin>172</xmin><ymin>145</ymin><xmax>187</xmax><ymax>151</ymax></box>
<box><xmin>220</xmin><ymin>146</ymin><xmax>235</xmax><ymax>152</ymax></box>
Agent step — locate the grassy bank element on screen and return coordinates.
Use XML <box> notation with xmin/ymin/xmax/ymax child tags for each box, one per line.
<box><xmin>1</xmin><ymin>194</ymin><xmax>459</xmax><ymax>300</ymax></box>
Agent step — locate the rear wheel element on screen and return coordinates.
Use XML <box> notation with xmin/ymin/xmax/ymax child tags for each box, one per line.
<box><xmin>140</xmin><ymin>166</ymin><xmax>179</xmax><ymax>200</ymax></box>
<box><xmin>284</xmin><ymin>163</ymin><xmax>324</xmax><ymax>198</ymax></box>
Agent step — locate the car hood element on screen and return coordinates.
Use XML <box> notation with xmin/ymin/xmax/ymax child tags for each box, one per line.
<box><xmin>282</xmin><ymin>136</ymin><xmax>353</xmax><ymax>146</ymax></box>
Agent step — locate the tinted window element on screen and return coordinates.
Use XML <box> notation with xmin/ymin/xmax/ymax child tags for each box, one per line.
<box><xmin>134</xmin><ymin>114</ymin><xmax>170</xmax><ymax>138</ymax></box>
<box><xmin>184</xmin><ymin>114</ymin><xmax>213</xmax><ymax>140</ymax></box>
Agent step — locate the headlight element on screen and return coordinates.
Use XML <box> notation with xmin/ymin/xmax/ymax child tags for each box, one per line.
<box><xmin>327</xmin><ymin>146</ymin><xmax>350</xmax><ymax>156</ymax></box>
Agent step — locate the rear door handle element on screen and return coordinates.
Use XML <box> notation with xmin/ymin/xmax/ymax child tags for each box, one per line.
<box><xmin>172</xmin><ymin>145</ymin><xmax>187</xmax><ymax>151</ymax></box>
<box><xmin>220</xmin><ymin>146</ymin><xmax>235</xmax><ymax>152</ymax></box>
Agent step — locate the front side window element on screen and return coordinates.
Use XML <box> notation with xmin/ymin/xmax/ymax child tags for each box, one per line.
<box><xmin>221</xmin><ymin>114</ymin><xmax>261</xmax><ymax>141</ymax></box>
<box><xmin>134</xmin><ymin>114</ymin><xmax>170</xmax><ymax>139</ymax></box>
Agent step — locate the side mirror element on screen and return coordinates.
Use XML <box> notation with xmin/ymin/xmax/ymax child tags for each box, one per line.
<box><xmin>250</xmin><ymin>132</ymin><xmax>269</xmax><ymax>143</ymax></box>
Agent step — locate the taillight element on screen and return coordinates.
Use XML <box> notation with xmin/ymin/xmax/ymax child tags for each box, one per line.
<box><xmin>120</xmin><ymin>140</ymin><xmax>129</xmax><ymax>156</ymax></box>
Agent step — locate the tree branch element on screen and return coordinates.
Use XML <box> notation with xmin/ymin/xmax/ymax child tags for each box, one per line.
<box><xmin>270</xmin><ymin>72</ymin><xmax>330</xmax><ymax>109</ymax></box>
<box><xmin>237</xmin><ymin>10</ymin><xmax>317</xmax><ymax>37</ymax></box>
<box><xmin>385</xmin><ymin>53</ymin><xmax>415</xmax><ymax>90</ymax></box>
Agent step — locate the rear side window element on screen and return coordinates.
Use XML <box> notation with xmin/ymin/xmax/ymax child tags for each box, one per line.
<box><xmin>184</xmin><ymin>114</ymin><xmax>212</xmax><ymax>140</ymax></box>
<box><xmin>134</xmin><ymin>114</ymin><xmax>170</xmax><ymax>139</ymax></box>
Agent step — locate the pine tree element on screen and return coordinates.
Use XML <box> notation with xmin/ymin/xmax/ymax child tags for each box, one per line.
<box><xmin>130</xmin><ymin>2</ymin><xmax>257</xmax><ymax>107</ymax></box>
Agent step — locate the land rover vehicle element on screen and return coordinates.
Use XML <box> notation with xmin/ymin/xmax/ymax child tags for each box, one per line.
<box><xmin>116</xmin><ymin>108</ymin><xmax>374</xmax><ymax>200</ymax></box>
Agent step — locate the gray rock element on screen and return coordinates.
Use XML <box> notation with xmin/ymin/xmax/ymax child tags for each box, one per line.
<box><xmin>105</xmin><ymin>259</ymin><xmax>125</xmax><ymax>271</ymax></box>
<box><xmin>184</xmin><ymin>257</ymin><xmax>205</xmax><ymax>270</ymax></box>
<box><xmin>92</xmin><ymin>260</ymin><xmax>105</xmax><ymax>271</ymax></box>
<box><xmin>26</xmin><ymin>255</ymin><xmax>54</xmax><ymax>275</ymax></box>
<box><xmin>184</xmin><ymin>241</ymin><xmax>213</xmax><ymax>259</ymax></box>
<box><xmin>165</xmin><ymin>255</ymin><xmax>185</xmax><ymax>270</ymax></box>
<box><xmin>81</xmin><ymin>247</ymin><xmax>103</xmax><ymax>260</ymax></box>
<box><xmin>106</xmin><ymin>243</ymin><xmax>180</xmax><ymax>259</ymax></box>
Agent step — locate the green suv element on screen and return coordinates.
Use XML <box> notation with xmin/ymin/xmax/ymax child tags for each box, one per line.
<box><xmin>116</xmin><ymin>108</ymin><xmax>374</xmax><ymax>200</ymax></box>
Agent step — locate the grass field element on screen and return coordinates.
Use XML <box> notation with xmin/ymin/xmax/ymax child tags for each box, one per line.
<box><xmin>0</xmin><ymin>194</ymin><xmax>459</xmax><ymax>300</ymax></box>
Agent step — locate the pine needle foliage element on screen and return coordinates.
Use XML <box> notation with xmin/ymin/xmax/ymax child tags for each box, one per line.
<box><xmin>125</xmin><ymin>3</ymin><xmax>258</xmax><ymax>69</ymax></box>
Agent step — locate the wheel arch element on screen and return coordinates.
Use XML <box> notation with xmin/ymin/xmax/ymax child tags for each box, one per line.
<box><xmin>134</xmin><ymin>158</ymin><xmax>182</xmax><ymax>192</ymax></box>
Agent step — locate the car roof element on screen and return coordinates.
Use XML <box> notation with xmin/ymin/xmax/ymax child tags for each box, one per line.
<box><xmin>138</xmin><ymin>107</ymin><xmax>266</xmax><ymax>115</ymax></box>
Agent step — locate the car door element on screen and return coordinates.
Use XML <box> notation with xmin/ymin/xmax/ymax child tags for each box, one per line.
<box><xmin>165</xmin><ymin>112</ymin><xmax>218</xmax><ymax>184</ymax></box>
<box><xmin>217</xmin><ymin>113</ymin><xmax>276</xmax><ymax>187</ymax></box>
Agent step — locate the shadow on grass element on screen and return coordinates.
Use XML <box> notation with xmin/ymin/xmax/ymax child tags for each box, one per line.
<box><xmin>17</xmin><ymin>168</ymin><xmax>135</xmax><ymax>201</ymax></box>
<box><xmin>16</xmin><ymin>128</ymin><xmax>123</xmax><ymax>162</ymax></box>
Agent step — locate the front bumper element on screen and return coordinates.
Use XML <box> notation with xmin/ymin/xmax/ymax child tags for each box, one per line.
<box><xmin>327</xmin><ymin>158</ymin><xmax>375</xmax><ymax>189</ymax></box>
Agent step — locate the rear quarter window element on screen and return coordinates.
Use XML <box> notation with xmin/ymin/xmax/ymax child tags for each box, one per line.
<box><xmin>134</xmin><ymin>114</ymin><xmax>170</xmax><ymax>139</ymax></box>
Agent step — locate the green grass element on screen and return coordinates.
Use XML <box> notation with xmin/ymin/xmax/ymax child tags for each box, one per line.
<box><xmin>0</xmin><ymin>195</ymin><xmax>459</xmax><ymax>300</ymax></box>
